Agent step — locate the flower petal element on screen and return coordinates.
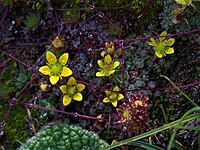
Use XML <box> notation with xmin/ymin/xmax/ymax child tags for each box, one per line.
<box><xmin>109</xmin><ymin>70</ymin><xmax>115</xmax><ymax>75</ymax></box>
<box><xmin>165</xmin><ymin>48</ymin><xmax>174</xmax><ymax>54</ymax></box>
<box><xmin>113</xmin><ymin>86</ymin><xmax>120</xmax><ymax>91</ymax></box>
<box><xmin>104</xmin><ymin>54</ymin><xmax>112</xmax><ymax>64</ymax></box>
<box><xmin>100</xmin><ymin>51</ymin><xmax>106</xmax><ymax>57</ymax></box>
<box><xmin>113</xmin><ymin>61</ymin><xmax>120</xmax><ymax>69</ymax></box>
<box><xmin>46</xmin><ymin>51</ymin><xmax>57</xmax><ymax>64</ymax></box>
<box><xmin>167</xmin><ymin>38</ymin><xmax>175</xmax><ymax>46</ymax></box>
<box><xmin>97</xmin><ymin>60</ymin><xmax>104</xmax><ymax>68</ymax></box>
<box><xmin>63</xmin><ymin>95</ymin><xmax>72</xmax><ymax>106</ymax></box>
<box><xmin>39</xmin><ymin>66</ymin><xmax>50</xmax><ymax>75</ymax></box>
<box><xmin>67</xmin><ymin>77</ymin><xmax>76</xmax><ymax>85</ymax></box>
<box><xmin>155</xmin><ymin>51</ymin><xmax>163</xmax><ymax>58</ymax></box>
<box><xmin>76</xmin><ymin>83</ymin><xmax>85</xmax><ymax>92</ymax></box>
<box><xmin>149</xmin><ymin>38</ymin><xmax>157</xmax><ymax>46</ymax></box>
<box><xmin>60</xmin><ymin>85</ymin><xmax>67</xmax><ymax>94</ymax></box>
<box><xmin>73</xmin><ymin>93</ymin><xmax>83</xmax><ymax>101</ymax></box>
<box><xmin>96</xmin><ymin>72</ymin><xmax>105</xmax><ymax>77</ymax></box>
<box><xmin>103</xmin><ymin>97</ymin><xmax>110</xmax><ymax>103</ymax></box>
<box><xmin>59</xmin><ymin>53</ymin><xmax>69</xmax><ymax>65</ymax></box>
<box><xmin>112</xmin><ymin>100</ymin><xmax>118</xmax><ymax>107</ymax></box>
<box><xmin>118</xmin><ymin>94</ymin><xmax>124</xmax><ymax>100</ymax></box>
<box><xmin>50</xmin><ymin>76</ymin><xmax>59</xmax><ymax>85</ymax></box>
<box><xmin>61</xmin><ymin>67</ymin><xmax>72</xmax><ymax>77</ymax></box>
<box><xmin>105</xmin><ymin>90</ymin><xmax>111</xmax><ymax>95</ymax></box>
<box><xmin>160</xmin><ymin>31</ymin><xmax>167</xmax><ymax>41</ymax></box>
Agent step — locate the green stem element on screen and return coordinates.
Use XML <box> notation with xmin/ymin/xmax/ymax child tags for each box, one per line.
<box><xmin>167</xmin><ymin>107</ymin><xmax>200</xmax><ymax>149</ymax></box>
<box><xmin>160</xmin><ymin>75</ymin><xmax>199</xmax><ymax>107</ymax></box>
<box><xmin>177</xmin><ymin>125</ymin><xmax>200</xmax><ymax>130</ymax></box>
<box><xmin>103</xmin><ymin>111</ymin><xmax>200</xmax><ymax>150</ymax></box>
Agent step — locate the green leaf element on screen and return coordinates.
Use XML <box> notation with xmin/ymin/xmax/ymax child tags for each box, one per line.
<box><xmin>128</xmin><ymin>141</ymin><xmax>165</xmax><ymax>150</ymax></box>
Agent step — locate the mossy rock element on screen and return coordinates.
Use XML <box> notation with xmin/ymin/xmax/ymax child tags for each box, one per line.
<box><xmin>19</xmin><ymin>123</ymin><xmax>108</xmax><ymax>150</ymax></box>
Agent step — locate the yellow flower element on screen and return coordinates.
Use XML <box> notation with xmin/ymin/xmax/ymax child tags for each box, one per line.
<box><xmin>60</xmin><ymin>77</ymin><xmax>85</xmax><ymax>106</ymax></box>
<box><xmin>148</xmin><ymin>31</ymin><xmax>175</xmax><ymax>58</ymax></box>
<box><xmin>51</xmin><ymin>35</ymin><xmax>65</xmax><ymax>50</ymax></box>
<box><xmin>103</xmin><ymin>86</ymin><xmax>124</xmax><ymax>107</ymax></box>
<box><xmin>96</xmin><ymin>54</ymin><xmax>120</xmax><ymax>77</ymax></box>
<box><xmin>101</xmin><ymin>42</ymin><xmax>115</xmax><ymax>57</ymax></box>
<box><xmin>39</xmin><ymin>51</ymin><xmax>72</xmax><ymax>85</ymax></box>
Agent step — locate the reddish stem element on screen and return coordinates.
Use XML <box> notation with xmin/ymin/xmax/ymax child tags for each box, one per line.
<box><xmin>0</xmin><ymin>6</ymin><xmax>8</xmax><ymax>27</ymax></box>
<box><xmin>0</xmin><ymin>49</ymin><xmax>30</xmax><ymax>69</ymax></box>
<box><xmin>140</xmin><ymin>0</ymin><xmax>151</xmax><ymax>32</ymax></box>
<box><xmin>119</xmin><ymin>40</ymin><xmax>125</xmax><ymax>86</ymax></box>
<box><xmin>80</xmin><ymin>0</ymin><xmax>114</xmax><ymax>25</ymax></box>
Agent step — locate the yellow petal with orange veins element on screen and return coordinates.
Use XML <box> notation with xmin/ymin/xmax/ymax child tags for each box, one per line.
<box><xmin>165</xmin><ymin>48</ymin><xmax>174</xmax><ymax>54</ymax></box>
<box><xmin>46</xmin><ymin>51</ymin><xmax>57</xmax><ymax>64</ymax></box>
<box><xmin>96</xmin><ymin>72</ymin><xmax>105</xmax><ymax>77</ymax></box>
<box><xmin>73</xmin><ymin>93</ymin><xmax>82</xmax><ymax>101</ymax></box>
<box><xmin>97</xmin><ymin>60</ymin><xmax>104</xmax><ymax>68</ymax></box>
<box><xmin>113</xmin><ymin>86</ymin><xmax>120</xmax><ymax>91</ymax></box>
<box><xmin>155</xmin><ymin>51</ymin><xmax>163</xmax><ymax>58</ymax></box>
<box><xmin>112</xmin><ymin>100</ymin><xmax>118</xmax><ymax>107</ymax></box>
<box><xmin>59</xmin><ymin>53</ymin><xmax>69</xmax><ymax>65</ymax></box>
<box><xmin>60</xmin><ymin>85</ymin><xmax>67</xmax><ymax>94</ymax></box>
<box><xmin>50</xmin><ymin>76</ymin><xmax>59</xmax><ymax>85</ymax></box>
<box><xmin>113</xmin><ymin>61</ymin><xmax>120</xmax><ymax>69</ymax></box>
<box><xmin>67</xmin><ymin>77</ymin><xmax>76</xmax><ymax>85</ymax></box>
<box><xmin>61</xmin><ymin>67</ymin><xmax>72</xmax><ymax>77</ymax></box>
<box><xmin>104</xmin><ymin>54</ymin><xmax>112</xmax><ymax>64</ymax></box>
<box><xmin>63</xmin><ymin>95</ymin><xmax>72</xmax><ymax>106</ymax></box>
<box><xmin>103</xmin><ymin>97</ymin><xmax>110</xmax><ymax>103</ymax></box>
<box><xmin>39</xmin><ymin>66</ymin><xmax>50</xmax><ymax>75</ymax></box>
<box><xmin>167</xmin><ymin>38</ymin><xmax>175</xmax><ymax>46</ymax></box>
<box><xmin>118</xmin><ymin>94</ymin><xmax>124</xmax><ymax>100</ymax></box>
<box><xmin>76</xmin><ymin>83</ymin><xmax>85</xmax><ymax>92</ymax></box>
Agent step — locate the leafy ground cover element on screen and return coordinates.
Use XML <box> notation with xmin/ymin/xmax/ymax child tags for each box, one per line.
<box><xmin>0</xmin><ymin>0</ymin><xmax>200</xmax><ymax>149</ymax></box>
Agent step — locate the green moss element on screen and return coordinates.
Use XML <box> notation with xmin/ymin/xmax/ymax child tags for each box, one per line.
<box><xmin>0</xmin><ymin>102</ymin><xmax>29</xmax><ymax>149</ymax></box>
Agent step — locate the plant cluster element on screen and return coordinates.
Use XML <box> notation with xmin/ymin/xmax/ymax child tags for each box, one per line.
<box><xmin>0</xmin><ymin>0</ymin><xmax>199</xmax><ymax>149</ymax></box>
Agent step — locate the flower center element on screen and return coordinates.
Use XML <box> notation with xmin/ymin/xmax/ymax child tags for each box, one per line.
<box><xmin>135</xmin><ymin>100</ymin><xmax>143</xmax><ymax>107</ymax></box>
<box><xmin>67</xmin><ymin>86</ymin><xmax>76</xmax><ymax>96</ymax></box>
<box><xmin>104</xmin><ymin>64</ymin><xmax>111</xmax><ymax>71</ymax></box>
<box><xmin>109</xmin><ymin>93</ymin><xmax>117</xmax><ymax>100</ymax></box>
<box><xmin>122</xmin><ymin>109</ymin><xmax>129</xmax><ymax>119</ymax></box>
<box><xmin>156</xmin><ymin>42</ymin><xmax>165</xmax><ymax>52</ymax></box>
<box><xmin>51</xmin><ymin>64</ymin><xmax>62</xmax><ymax>75</ymax></box>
